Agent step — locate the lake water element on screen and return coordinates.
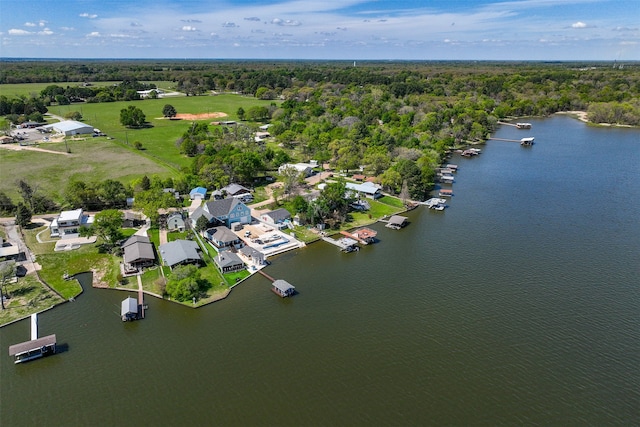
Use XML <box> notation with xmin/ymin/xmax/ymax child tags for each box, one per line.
<box><xmin>1</xmin><ymin>116</ymin><xmax>639</xmax><ymax>426</ymax></box>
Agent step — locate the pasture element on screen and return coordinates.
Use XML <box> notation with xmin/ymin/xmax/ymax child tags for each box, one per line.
<box><xmin>1</xmin><ymin>87</ymin><xmax>278</xmax><ymax>202</ymax></box>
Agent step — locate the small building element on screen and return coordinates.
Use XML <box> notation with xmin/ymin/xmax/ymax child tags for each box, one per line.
<box><xmin>189</xmin><ymin>206</ymin><xmax>214</xmax><ymax>229</ymax></box>
<box><xmin>239</xmin><ymin>246</ymin><xmax>265</xmax><ymax>267</ymax></box>
<box><xmin>220</xmin><ymin>183</ymin><xmax>252</xmax><ymax>199</ymax></box>
<box><xmin>8</xmin><ymin>334</ymin><xmax>57</xmax><ymax>364</ymax></box>
<box><xmin>386</xmin><ymin>215</ymin><xmax>408</xmax><ymax>230</ymax></box>
<box><xmin>189</xmin><ymin>187</ymin><xmax>207</xmax><ymax>200</ymax></box>
<box><xmin>438</xmin><ymin>189</ymin><xmax>453</xmax><ymax>197</ymax></box>
<box><xmin>166</xmin><ymin>212</ymin><xmax>186</xmax><ymax>232</ymax></box>
<box><xmin>159</xmin><ymin>240</ymin><xmax>203</xmax><ymax>269</ymax></box>
<box><xmin>213</xmin><ymin>251</ymin><xmax>245</xmax><ymax>273</ymax></box>
<box><xmin>121</xmin><ymin>297</ymin><xmax>139</xmax><ymax>321</ymax></box>
<box><xmin>520</xmin><ymin>137</ymin><xmax>535</xmax><ymax>146</ymax></box>
<box><xmin>122</xmin><ymin>211</ymin><xmax>145</xmax><ymax>228</ymax></box>
<box><xmin>271</xmin><ymin>279</ymin><xmax>295</xmax><ymax>297</ymax></box>
<box><xmin>0</xmin><ymin>135</ymin><xmax>14</xmax><ymax>144</ymax></box>
<box><xmin>49</xmin><ymin>208</ymin><xmax>93</xmax><ymax>238</ymax></box>
<box><xmin>260</xmin><ymin>208</ymin><xmax>291</xmax><ymax>229</ymax></box>
<box><xmin>203</xmin><ymin>226</ymin><xmax>243</xmax><ymax>252</ymax></box>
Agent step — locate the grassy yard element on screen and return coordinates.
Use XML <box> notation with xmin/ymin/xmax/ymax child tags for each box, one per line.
<box><xmin>0</xmin><ymin>81</ymin><xmax>175</xmax><ymax>98</ymax></box>
<box><xmin>0</xmin><ymin>274</ymin><xmax>65</xmax><ymax>327</ymax></box>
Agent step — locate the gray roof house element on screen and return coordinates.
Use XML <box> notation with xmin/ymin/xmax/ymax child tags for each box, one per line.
<box><xmin>166</xmin><ymin>212</ymin><xmax>186</xmax><ymax>232</ymax></box>
<box><xmin>159</xmin><ymin>240</ymin><xmax>203</xmax><ymax>269</ymax></box>
<box><xmin>203</xmin><ymin>226</ymin><xmax>242</xmax><ymax>252</ymax></box>
<box><xmin>260</xmin><ymin>208</ymin><xmax>291</xmax><ymax>228</ymax></box>
<box><xmin>213</xmin><ymin>251</ymin><xmax>245</xmax><ymax>273</ymax></box>
<box><xmin>220</xmin><ymin>183</ymin><xmax>251</xmax><ymax>197</ymax></box>
<box><xmin>239</xmin><ymin>246</ymin><xmax>265</xmax><ymax>267</ymax></box>
<box><xmin>122</xmin><ymin>235</ymin><xmax>155</xmax><ymax>273</ymax></box>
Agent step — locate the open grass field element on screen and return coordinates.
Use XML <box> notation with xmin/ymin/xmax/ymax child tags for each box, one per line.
<box><xmin>0</xmin><ymin>81</ymin><xmax>176</xmax><ymax>98</ymax></box>
<box><xmin>45</xmin><ymin>94</ymin><xmax>277</xmax><ymax>170</ymax></box>
<box><xmin>0</xmin><ymin>137</ymin><xmax>173</xmax><ymax>201</ymax></box>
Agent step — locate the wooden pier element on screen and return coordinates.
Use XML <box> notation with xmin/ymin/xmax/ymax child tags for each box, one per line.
<box><xmin>322</xmin><ymin>236</ymin><xmax>359</xmax><ymax>252</ymax></box>
<box><xmin>257</xmin><ymin>269</ymin><xmax>276</xmax><ymax>282</ymax></box>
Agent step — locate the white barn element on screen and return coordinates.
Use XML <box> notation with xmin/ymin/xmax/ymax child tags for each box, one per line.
<box><xmin>43</xmin><ymin>121</ymin><xmax>94</xmax><ymax>136</ymax></box>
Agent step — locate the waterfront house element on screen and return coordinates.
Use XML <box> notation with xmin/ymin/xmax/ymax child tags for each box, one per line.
<box><xmin>271</xmin><ymin>279</ymin><xmax>295</xmax><ymax>297</ymax></box>
<box><xmin>202</xmin><ymin>198</ymin><xmax>251</xmax><ymax>229</ymax></box>
<box><xmin>122</xmin><ymin>235</ymin><xmax>155</xmax><ymax>273</ymax></box>
<box><xmin>345</xmin><ymin>181</ymin><xmax>382</xmax><ymax>199</ymax></box>
<box><xmin>189</xmin><ymin>187</ymin><xmax>207</xmax><ymax>200</ymax></box>
<box><xmin>203</xmin><ymin>226</ymin><xmax>243</xmax><ymax>252</ymax></box>
<box><xmin>166</xmin><ymin>212</ymin><xmax>186</xmax><ymax>232</ymax></box>
<box><xmin>159</xmin><ymin>240</ymin><xmax>203</xmax><ymax>269</ymax></box>
<box><xmin>260</xmin><ymin>208</ymin><xmax>291</xmax><ymax>229</ymax></box>
<box><xmin>49</xmin><ymin>209</ymin><xmax>94</xmax><ymax>238</ymax></box>
<box><xmin>213</xmin><ymin>251</ymin><xmax>245</xmax><ymax>273</ymax></box>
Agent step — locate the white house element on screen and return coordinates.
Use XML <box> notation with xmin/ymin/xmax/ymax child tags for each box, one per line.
<box><xmin>166</xmin><ymin>212</ymin><xmax>186</xmax><ymax>232</ymax></box>
<box><xmin>50</xmin><ymin>209</ymin><xmax>94</xmax><ymax>238</ymax></box>
<box><xmin>345</xmin><ymin>181</ymin><xmax>383</xmax><ymax>199</ymax></box>
<box><xmin>278</xmin><ymin>163</ymin><xmax>314</xmax><ymax>178</ymax></box>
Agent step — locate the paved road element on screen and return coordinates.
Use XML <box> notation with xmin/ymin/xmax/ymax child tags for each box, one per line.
<box><xmin>2</xmin><ymin>221</ymin><xmax>40</xmax><ymax>275</ymax></box>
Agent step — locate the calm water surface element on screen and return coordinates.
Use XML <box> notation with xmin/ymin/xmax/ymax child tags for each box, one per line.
<box><xmin>1</xmin><ymin>116</ymin><xmax>639</xmax><ymax>426</ymax></box>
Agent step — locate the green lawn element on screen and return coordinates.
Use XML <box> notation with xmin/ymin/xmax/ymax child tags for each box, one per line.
<box><xmin>0</xmin><ymin>274</ymin><xmax>65</xmax><ymax>327</ymax></box>
<box><xmin>0</xmin><ymin>81</ymin><xmax>175</xmax><ymax>98</ymax></box>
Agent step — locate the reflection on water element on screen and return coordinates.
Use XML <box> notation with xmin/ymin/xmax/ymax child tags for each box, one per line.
<box><xmin>2</xmin><ymin>116</ymin><xmax>639</xmax><ymax>426</ymax></box>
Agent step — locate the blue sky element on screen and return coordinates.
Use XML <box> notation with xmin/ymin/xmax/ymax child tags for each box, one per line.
<box><xmin>1</xmin><ymin>0</ymin><xmax>638</xmax><ymax>60</ymax></box>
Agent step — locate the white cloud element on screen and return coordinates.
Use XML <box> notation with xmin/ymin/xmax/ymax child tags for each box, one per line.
<box><xmin>39</xmin><ymin>28</ymin><xmax>54</xmax><ymax>36</ymax></box>
<box><xmin>271</xmin><ymin>18</ymin><xmax>301</xmax><ymax>27</ymax></box>
<box><xmin>87</xmin><ymin>31</ymin><xmax>101</xmax><ymax>37</ymax></box>
<box><xmin>79</xmin><ymin>13</ymin><xmax>98</xmax><ymax>19</ymax></box>
<box><xmin>60</xmin><ymin>27</ymin><xmax>75</xmax><ymax>31</ymax></box>
<box><xmin>25</xmin><ymin>22</ymin><xmax>37</xmax><ymax>27</ymax></box>
<box><xmin>182</xmin><ymin>26</ymin><xmax>197</xmax><ymax>31</ymax></box>
<box><xmin>222</xmin><ymin>22</ymin><xmax>238</xmax><ymax>28</ymax></box>
<box><xmin>39</xmin><ymin>20</ymin><xmax>47</xmax><ymax>27</ymax></box>
<box><xmin>572</xmin><ymin>21</ymin><xmax>587</xmax><ymax>29</ymax></box>
<box><xmin>9</xmin><ymin>29</ymin><xmax>32</xmax><ymax>35</ymax></box>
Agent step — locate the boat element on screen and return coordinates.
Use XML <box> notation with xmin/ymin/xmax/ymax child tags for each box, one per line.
<box><xmin>516</xmin><ymin>123</ymin><xmax>532</xmax><ymax>129</ymax></box>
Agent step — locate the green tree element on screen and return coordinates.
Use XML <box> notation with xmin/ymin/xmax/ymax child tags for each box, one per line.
<box><xmin>0</xmin><ymin>261</ymin><xmax>17</xmax><ymax>310</ymax></box>
<box><xmin>165</xmin><ymin>265</ymin><xmax>205</xmax><ymax>302</ymax></box>
<box><xmin>236</xmin><ymin>107</ymin><xmax>245</xmax><ymax>120</ymax></box>
<box><xmin>120</xmin><ymin>105</ymin><xmax>146</xmax><ymax>128</ymax></box>
<box><xmin>0</xmin><ymin>192</ymin><xmax>16</xmax><ymax>215</ymax></box>
<box><xmin>64</xmin><ymin>111</ymin><xmax>83</xmax><ymax>121</ymax></box>
<box><xmin>163</xmin><ymin>104</ymin><xmax>177</xmax><ymax>118</ymax></box>
<box><xmin>195</xmin><ymin>215</ymin><xmax>210</xmax><ymax>233</ymax></box>
<box><xmin>15</xmin><ymin>202</ymin><xmax>32</xmax><ymax>227</ymax></box>
<box><xmin>80</xmin><ymin>209</ymin><xmax>123</xmax><ymax>246</ymax></box>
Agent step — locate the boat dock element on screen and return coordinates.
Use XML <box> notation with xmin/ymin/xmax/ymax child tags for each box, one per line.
<box><xmin>8</xmin><ymin>313</ymin><xmax>57</xmax><ymax>364</ymax></box>
<box><xmin>340</xmin><ymin>228</ymin><xmax>378</xmax><ymax>245</ymax></box>
<box><xmin>322</xmin><ymin>236</ymin><xmax>359</xmax><ymax>252</ymax></box>
<box><xmin>488</xmin><ymin>137</ymin><xmax>535</xmax><ymax>145</ymax></box>
<box><xmin>257</xmin><ymin>270</ymin><xmax>296</xmax><ymax>297</ymax></box>
<box><xmin>498</xmin><ymin>121</ymin><xmax>532</xmax><ymax>129</ymax></box>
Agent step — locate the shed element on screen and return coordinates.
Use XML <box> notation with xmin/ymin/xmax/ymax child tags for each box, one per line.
<box><xmin>272</xmin><ymin>279</ymin><xmax>295</xmax><ymax>297</ymax></box>
<box><xmin>213</xmin><ymin>251</ymin><xmax>245</xmax><ymax>273</ymax></box>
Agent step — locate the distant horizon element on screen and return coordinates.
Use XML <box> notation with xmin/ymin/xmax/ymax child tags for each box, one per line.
<box><xmin>2</xmin><ymin>57</ymin><xmax>639</xmax><ymax>63</ymax></box>
<box><xmin>1</xmin><ymin>0</ymin><xmax>638</xmax><ymax>60</ymax></box>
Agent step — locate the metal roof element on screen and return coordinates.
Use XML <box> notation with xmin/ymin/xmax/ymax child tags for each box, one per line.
<box><xmin>9</xmin><ymin>334</ymin><xmax>56</xmax><ymax>356</ymax></box>
<box><xmin>159</xmin><ymin>240</ymin><xmax>202</xmax><ymax>267</ymax></box>
<box><xmin>272</xmin><ymin>279</ymin><xmax>295</xmax><ymax>293</ymax></box>
<box><xmin>121</xmin><ymin>297</ymin><xmax>138</xmax><ymax>316</ymax></box>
